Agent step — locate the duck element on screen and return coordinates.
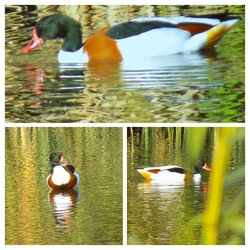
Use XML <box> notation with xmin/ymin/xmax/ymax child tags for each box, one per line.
<box><xmin>20</xmin><ymin>13</ymin><xmax>240</xmax><ymax>63</ymax></box>
<box><xmin>136</xmin><ymin>160</ymin><xmax>211</xmax><ymax>182</ymax></box>
<box><xmin>47</xmin><ymin>152</ymin><xmax>80</xmax><ymax>189</ymax></box>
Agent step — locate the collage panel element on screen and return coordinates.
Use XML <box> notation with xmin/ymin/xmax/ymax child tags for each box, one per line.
<box><xmin>5</xmin><ymin>127</ymin><xmax>123</xmax><ymax>245</ymax></box>
<box><xmin>5</xmin><ymin>5</ymin><xmax>244</xmax><ymax>123</ymax></box>
<box><xmin>127</xmin><ymin>127</ymin><xmax>245</xmax><ymax>245</ymax></box>
<box><xmin>4</xmin><ymin>3</ymin><xmax>246</xmax><ymax>248</ymax></box>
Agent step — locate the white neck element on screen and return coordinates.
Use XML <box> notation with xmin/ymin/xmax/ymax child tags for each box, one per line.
<box><xmin>58</xmin><ymin>47</ymin><xmax>88</xmax><ymax>63</ymax></box>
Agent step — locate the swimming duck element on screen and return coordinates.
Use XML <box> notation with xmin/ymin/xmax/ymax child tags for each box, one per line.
<box><xmin>137</xmin><ymin>160</ymin><xmax>211</xmax><ymax>182</ymax></box>
<box><xmin>47</xmin><ymin>152</ymin><xmax>80</xmax><ymax>189</ymax></box>
<box><xmin>20</xmin><ymin>13</ymin><xmax>240</xmax><ymax>63</ymax></box>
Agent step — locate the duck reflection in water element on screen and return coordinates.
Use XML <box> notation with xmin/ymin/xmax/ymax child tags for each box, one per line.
<box><xmin>47</xmin><ymin>152</ymin><xmax>80</xmax><ymax>229</ymax></box>
<box><xmin>23</xmin><ymin>64</ymin><xmax>85</xmax><ymax>95</ymax></box>
<box><xmin>48</xmin><ymin>188</ymin><xmax>80</xmax><ymax>229</ymax></box>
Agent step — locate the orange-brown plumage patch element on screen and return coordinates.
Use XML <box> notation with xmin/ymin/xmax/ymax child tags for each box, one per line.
<box><xmin>177</xmin><ymin>23</ymin><xmax>213</xmax><ymax>36</ymax></box>
<box><xmin>84</xmin><ymin>27</ymin><xmax>123</xmax><ymax>61</ymax></box>
<box><xmin>47</xmin><ymin>174</ymin><xmax>58</xmax><ymax>189</ymax></box>
<box><xmin>148</xmin><ymin>169</ymin><xmax>161</xmax><ymax>174</ymax></box>
<box><xmin>63</xmin><ymin>166</ymin><xmax>78</xmax><ymax>188</ymax></box>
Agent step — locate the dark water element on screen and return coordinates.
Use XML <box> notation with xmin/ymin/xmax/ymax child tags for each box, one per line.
<box><xmin>127</xmin><ymin>128</ymin><xmax>245</xmax><ymax>245</ymax></box>
<box><xmin>5</xmin><ymin>5</ymin><xmax>245</xmax><ymax>123</ymax></box>
<box><xmin>5</xmin><ymin>127</ymin><xmax>123</xmax><ymax>245</ymax></box>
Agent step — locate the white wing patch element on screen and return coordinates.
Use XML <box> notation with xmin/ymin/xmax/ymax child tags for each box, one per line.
<box><xmin>117</xmin><ymin>28</ymin><xmax>191</xmax><ymax>59</ymax></box>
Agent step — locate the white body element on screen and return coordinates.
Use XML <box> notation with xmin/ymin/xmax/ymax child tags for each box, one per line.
<box><xmin>137</xmin><ymin>165</ymin><xmax>201</xmax><ymax>183</ymax></box>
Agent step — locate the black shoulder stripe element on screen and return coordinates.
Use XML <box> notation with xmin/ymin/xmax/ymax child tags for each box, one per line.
<box><xmin>186</xmin><ymin>13</ymin><xmax>241</xmax><ymax>22</ymax></box>
<box><xmin>106</xmin><ymin>20</ymin><xmax>176</xmax><ymax>40</ymax></box>
<box><xmin>65</xmin><ymin>164</ymin><xmax>75</xmax><ymax>173</ymax></box>
<box><xmin>165</xmin><ymin>167</ymin><xmax>185</xmax><ymax>174</ymax></box>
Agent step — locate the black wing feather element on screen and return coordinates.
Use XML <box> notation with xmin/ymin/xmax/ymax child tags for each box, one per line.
<box><xmin>165</xmin><ymin>167</ymin><xmax>185</xmax><ymax>174</ymax></box>
<box><xmin>106</xmin><ymin>21</ymin><xmax>175</xmax><ymax>40</ymax></box>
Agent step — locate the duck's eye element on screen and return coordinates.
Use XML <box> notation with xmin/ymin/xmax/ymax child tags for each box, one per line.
<box><xmin>37</xmin><ymin>23</ymin><xmax>42</xmax><ymax>29</ymax></box>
